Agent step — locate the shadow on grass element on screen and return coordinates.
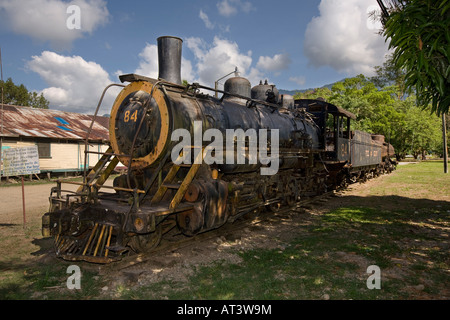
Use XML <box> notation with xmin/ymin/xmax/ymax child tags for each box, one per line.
<box><xmin>123</xmin><ymin>194</ymin><xmax>449</xmax><ymax>300</ymax></box>
<box><xmin>0</xmin><ymin>223</ymin><xmax>20</xmax><ymax>227</ymax></box>
<box><xmin>1</xmin><ymin>194</ymin><xmax>448</xmax><ymax>300</ymax></box>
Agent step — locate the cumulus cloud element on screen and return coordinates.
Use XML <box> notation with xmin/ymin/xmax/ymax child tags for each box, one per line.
<box><xmin>134</xmin><ymin>44</ymin><xmax>159</xmax><ymax>78</ymax></box>
<box><xmin>27</xmin><ymin>51</ymin><xmax>120</xmax><ymax>114</ymax></box>
<box><xmin>185</xmin><ymin>36</ymin><xmax>263</xmax><ymax>88</ymax></box>
<box><xmin>304</xmin><ymin>0</ymin><xmax>389</xmax><ymax>76</ymax></box>
<box><xmin>199</xmin><ymin>9</ymin><xmax>215</xmax><ymax>30</ymax></box>
<box><xmin>27</xmin><ymin>42</ymin><xmax>196</xmax><ymax>114</ymax></box>
<box><xmin>0</xmin><ymin>0</ymin><xmax>109</xmax><ymax>50</ymax></box>
<box><xmin>217</xmin><ymin>0</ymin><xmax>254</xmax><ymax>17</ymax></box>
<box><xmin>256</xmin><ymin>53</ymin><xmax>291</xmax><ymax>75</ymax></box>
<box><xmin>134</xmin><ymin>43</ymin><xmax>194</xmax><ymax>83</ymax></box>
<box><xmin>27</xmin><ymin>38</ymin><xmax>288</xmax><ymax>113</ymax></box>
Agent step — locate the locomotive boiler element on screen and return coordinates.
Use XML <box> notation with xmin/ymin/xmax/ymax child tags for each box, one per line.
<box><xmin>42</xmin><ymin>36</ymin><xmax>395</xmax><ymax>263</ymax></box>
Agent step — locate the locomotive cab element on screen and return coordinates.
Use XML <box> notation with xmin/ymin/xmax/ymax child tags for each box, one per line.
<box><xmin>295</xmin><ymin>99</ymin><xmax>355</xmax><ymax>162</ymax></box>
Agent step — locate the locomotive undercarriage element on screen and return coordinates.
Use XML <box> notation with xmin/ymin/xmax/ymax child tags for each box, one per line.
<box><xmin>346</xmin><ymin>158</ymin><xmax>397</xmax><ymax>184</ymax></box>
<box><xmin>42</xmin><ymin>156</ymin><xmax>395</xmax><ymax>264</ymax></box>
<box><xmin>324</xmin><ymin>157</ymin><xmax>397</xmax><ymax>189</ymax></box>
<box><xmin>43</xmin><ymin>150</ymin><xmax>330</xmax><ymax>263</ymax></box>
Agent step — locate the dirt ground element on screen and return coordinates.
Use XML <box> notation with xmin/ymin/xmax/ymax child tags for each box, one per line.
<box><xmin>95</xmin><ymin>176</ymin><xmax>380</xmax><ymax>288</ymax></box>
<box><xmin>96</xmin><ymin>171</ymin><xmax>448</xmax><ymax>298</ymax></box>
<box><xmin>0</xmin><ymin>179</ymin><xmax>114</xmax><ymax>225</ymax></box>
<box><xmin>100</xmin><ymin>171</ymin><xmax>449</xmax><ymax>299</ymax></box>
<box><xmin>0</xmin><ymin>182</ymin><xmax>65</xmax><ymax>223</ymax></box>
<box><xmin>0</xmin><ymin>166</ymin><xmax>448</xmax><ymax>299</ymax></box>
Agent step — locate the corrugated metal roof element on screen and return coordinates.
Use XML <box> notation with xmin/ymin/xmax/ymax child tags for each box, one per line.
<box><xmin>0</xmin><ymin>104</ymin><xmax>110</xmax><ymax>142</ymax></box>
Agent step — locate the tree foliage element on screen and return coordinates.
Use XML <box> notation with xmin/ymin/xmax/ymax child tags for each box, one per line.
<box><xmin>370</xmin><ymin>53</ymin><xmax>406</xmax><ymax>99</ymax></box>
<box><xmin>295</xmin><ymin>67</ymin><xmax>443</xmax><ymax>160</ymax></box>
<box><xmin>0</xmin><ymin>77</ymin><xmax>49</xmax><ymax>109</ymax></box>
<box><xmin>381</xmin><ymin>0</ymin><xmax>450</xmax><ymax>116</ymax></box>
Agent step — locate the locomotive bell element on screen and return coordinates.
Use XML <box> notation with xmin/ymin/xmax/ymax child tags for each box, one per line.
<box><xmin>157</xmin><ymin>36</ymin><xmax>183</xmax><ymax>85</ymax></box>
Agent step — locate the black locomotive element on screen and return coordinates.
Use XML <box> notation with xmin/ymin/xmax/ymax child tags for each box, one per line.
<box><xmin>42</xmin><ymin>36</ymin><xmax>396</xmax><ymax>263</ymax></box>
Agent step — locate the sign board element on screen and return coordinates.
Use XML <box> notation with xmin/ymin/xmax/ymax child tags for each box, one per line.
<box><xmin>2</xmin><ymin>146</ymin><xmax>41</xmax><ymax>176</ymax></box>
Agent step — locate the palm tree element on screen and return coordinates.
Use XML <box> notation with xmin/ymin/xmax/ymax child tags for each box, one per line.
<box><xmin>378</xmin><ymin>0</ymin><xmax>450</xmax><ymax>116</ymax></box>
<box><xmin>377</xmin><ymin>0</ymin><xmax>449</xmax><ymax>173</ymax></box>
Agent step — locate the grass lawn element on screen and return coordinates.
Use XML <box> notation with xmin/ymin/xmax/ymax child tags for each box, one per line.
<box><xmin>120</xmin><ymin>161</ymin><xmax>450</xmax><ymax>300</ymax></box>
<box><xmin>0</xmin><ymin>161</ymin><xmax>448</xmax><ymax>300</ymax></box>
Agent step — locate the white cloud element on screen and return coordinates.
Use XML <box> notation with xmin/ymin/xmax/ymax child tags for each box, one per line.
<box><xmin>0</xmin><ymin>0</ymin><xmax>109</xmax><ymax>50</ymax></box>
<box><xmin>181</xmin><ymin>58</ymin><xmax>195</xmax><ymax>84</ymax></box>
<box><xmin>27</xmin><ymin>38</ymin><xmax>288</xmax><ymax>114</ymax></box>
<box><xmin>217</xmin><ymin>0</ymin><xmax>254</xmax><ymax>17</ymax></box>
<box><xmin>256</xmin><ymin>53</ymin><xmax>291</xmax><ymax>74</ymax></box>
<box><xmin>186</xmin><ymin>36</ymin><xmax>264</xmax><ymax>88</ymax></box>
<box><xmin>134</xmin><ymin>43</ymin><xmax>194</xmax><ymax>83</ymax></box>
<box><xmin>134</xmin><ymin>44</ymin><xmax>159</xmax><ymax>79</ymax></box>
<box><xmin>27</xmin><ymin>51</ymin><xmax>120</xmax><ymax>114</ymax></box>
<box><xmin>217</xmin><ymin>0</ymin><xmax>237</xmax><ymax>17</ymax></box>
<box><xmin>199</xmin><ymin>9</ymin><xmax>215</xmax><ymax>30</ymax></box>
<box><xmin>27</xmin><ymin>41</ymin><xmax>197</xmax><ymax>114</ymax></box>
<box><xmin>304</xmin><ymin>0</ymin><xmax>389</xmax><ymax>76</ymax></box>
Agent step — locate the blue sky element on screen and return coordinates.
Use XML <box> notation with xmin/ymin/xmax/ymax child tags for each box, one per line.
<box><xmin>0</xmin><ymin>0</ymin><xmax>389</xmax><ymax>114</ymax></box>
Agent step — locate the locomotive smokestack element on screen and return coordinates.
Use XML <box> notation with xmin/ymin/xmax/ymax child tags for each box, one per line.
<box><xmin>157</xmin><ymin>36</ymin><xmax>183</xmax><ymax>85</ymax></box>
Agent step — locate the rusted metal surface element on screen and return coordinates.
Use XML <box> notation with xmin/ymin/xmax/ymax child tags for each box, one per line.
<box><xmin>351</xmin><ymin>131</ymin><xmax>382</xmax><ymax>167</ymax></box>
<box><xmin>0</xmin><ymin>104</ymin><xmax>109</xmax><ymax>142</ymax></box>
<box><xmin>298</xmin><ymin>98</ymin><xmax>357</xmax><ymax>120</ymax></box>
<box><xmin>251</xmin><ymin>79</ymin><xmax>280</xmax><ymax>103</ymax></box>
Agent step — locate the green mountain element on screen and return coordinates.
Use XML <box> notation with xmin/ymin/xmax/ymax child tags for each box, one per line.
<box><xmin>279</xmin><ymin>80</ymin><xmax>343</xmax><ymax>96</ymax></box>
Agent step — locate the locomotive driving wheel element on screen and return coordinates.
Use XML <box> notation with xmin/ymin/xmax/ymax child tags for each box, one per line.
<box><xmin>129</xmin><ymin>224</ymin><xmax>162</xmax><ymax>253</ymax></box>
<box><xmin>284</xmin><ymin>178</ymin><xmax>299</xmax><ymax>207</ymax></box>
<box><xmin>265</xmin><ymin>182</ymin><xmax>281</xmax><ymax>212</ymax></box>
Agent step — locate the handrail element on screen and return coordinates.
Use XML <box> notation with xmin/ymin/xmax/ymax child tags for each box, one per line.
<box><xmin>126</xmin><ymin>81</ymin><xmax>163</xmax><ymax>190</ymax></box>
<box><xmin>83</xmin><ymin>83</ymin><xmax>126</xmax><ymax>184</ymax></box>
<box><xmin>57</xmin><ymin>179</ymin><xmax>146</xmax><ymax>194</ymax></box>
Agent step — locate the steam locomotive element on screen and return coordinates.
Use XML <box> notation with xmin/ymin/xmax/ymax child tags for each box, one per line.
<box><xmin>42</xmin><ymin>36</ymin><xmax>396</xmax><ymax>263</ymax></box>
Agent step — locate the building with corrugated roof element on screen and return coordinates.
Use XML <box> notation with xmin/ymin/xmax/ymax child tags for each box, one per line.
<box><xmin>0</xmin><ymin>104</ymin><xmax>110</xmax><ymax>177</ymax></box>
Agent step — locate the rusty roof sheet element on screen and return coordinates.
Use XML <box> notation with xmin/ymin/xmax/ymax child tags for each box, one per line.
<box><xmin>0</xmin><ymin>104</ymin><xmax>110</xmax><ymax>142</ymax></box>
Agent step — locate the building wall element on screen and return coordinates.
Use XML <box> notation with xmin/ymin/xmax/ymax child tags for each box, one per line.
<box><xmin>77</xmin><ymin>143</ymin><xmax>110</xmax><ymax>170</ymax></box>
<box><xmin>1</xmin><ymin>139</ymin><xmax>110</xmax><ymax>174</ymax></box>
